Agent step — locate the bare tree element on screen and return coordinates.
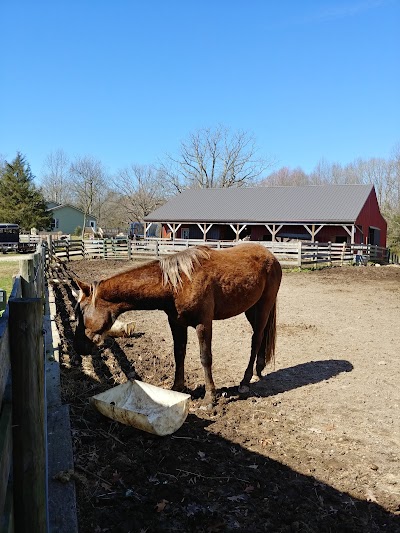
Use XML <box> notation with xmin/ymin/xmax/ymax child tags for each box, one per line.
<box><xmin>390</xmin><ymin>142</ymin><xmax>400</xmax><ymax>209</ymax></box>
<box><xmin>261</xmin><ymin>166</ymin><xmax>310</xmax><ymax>186</ymax></box>
<box><xmin>113</xmin><ymin>164</ymin><xmax>167</xmax><ymax>222</ymax></box>
<box><xmin>161</xmin><ymin>125</ymin><xmax>274</xmax><ymax>190</ymax></box>
<box><xmin>40</xmin><ymin>149</ymin><xmax>72</xmax><ymax>204</ymax></box>
<box><xmin>353</xmin><ymin>158</ymin><xmax>393</xmax><ymax>206</ymax></box>
<box><xmin>69</xmin><ymin>156</ymin><xmax>109</xmax><ymax>235</ymax></box>
<box><xmin>96</xmin><ymin>190</ymin><xmax>128</xmax><ymax>232</ymax></box>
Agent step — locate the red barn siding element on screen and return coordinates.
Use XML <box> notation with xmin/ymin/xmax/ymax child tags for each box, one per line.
<box><xmin>356</xmin><ymin>189</ymin><xmax>387</xmax><ymax>246</ymax></box>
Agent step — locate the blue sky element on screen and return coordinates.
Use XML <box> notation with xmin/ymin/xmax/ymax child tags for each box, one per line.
<box><xmin>1</xmin><ymin>0</ymin><xmax>399</xmax><ymax>181</ymax></box>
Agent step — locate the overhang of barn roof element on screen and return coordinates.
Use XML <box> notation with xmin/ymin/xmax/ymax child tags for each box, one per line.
<box><xmin>145</xmin><ymin>184</ymin><xmax>374</xmax><ymax>224</ymax></box>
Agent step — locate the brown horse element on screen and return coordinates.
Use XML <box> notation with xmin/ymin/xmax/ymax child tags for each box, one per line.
<box><xmin>73</xmin><ymin>243</ymin><xmax>282</xmax><ymax>402</ymax></box>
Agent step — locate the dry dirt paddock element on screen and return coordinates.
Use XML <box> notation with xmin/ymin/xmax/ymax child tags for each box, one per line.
<box><xmin>52</xmin><ymin>259</ymin><xmax>400</xmax><ymax>532</ymax></box>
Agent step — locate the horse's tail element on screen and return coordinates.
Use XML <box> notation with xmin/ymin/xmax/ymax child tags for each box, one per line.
<box><xmin>256</xmin><ymin>300</ymin><xmax>277</xmax><ymax>377</ymax></box>
<box><xmin>265</xmin><ymin>300</ymin><xmax>277</xmax><ymax>365</ymax></box>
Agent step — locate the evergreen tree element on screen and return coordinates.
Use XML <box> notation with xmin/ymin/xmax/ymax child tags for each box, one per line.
<box><xmin>0</xmin><ymin>152</ymin><xmax>52</xmax><ymax>230</ymax></box>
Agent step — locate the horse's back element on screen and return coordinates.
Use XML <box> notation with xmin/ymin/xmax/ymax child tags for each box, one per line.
<box><xmin>178</xmin><ymin>243</ymin><xmax>281</xmax><ymax>320</ymax></box>
<box><xmin>208</xmin><ymin>243</ymin><xmax>278</xmax><ymax>270</ymax></box>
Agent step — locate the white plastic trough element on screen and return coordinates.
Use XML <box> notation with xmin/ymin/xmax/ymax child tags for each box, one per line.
<box><xmin>90</xmin><ymin>380</ymin><xmax>191</xmax><ymax>436</ymax></box>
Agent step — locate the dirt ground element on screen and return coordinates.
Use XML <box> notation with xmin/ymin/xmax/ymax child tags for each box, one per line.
<box><xmin>50</xmin><ymin>257</ymin><xmax>400</xmax><ymax>533</ymax></box>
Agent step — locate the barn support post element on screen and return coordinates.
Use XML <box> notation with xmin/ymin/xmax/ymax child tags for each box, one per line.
<box><xmin>167</xmin><ymin>223</ymin><xmax>181</xmax><ymax>241</ymax></box>
<box><xmin>229</xmin><ymin>224</ymin><xmax>246</xmax><ymax>241</ymax></box>
<box><xmin>9</xmin><ymin>298</ymin><xmax>47</xmax><ymax>533</ymax></box>
<box><xmin>196</xmin><ymin>223</ymin><xmax>213</xmax><ymax>242</ymax></box>
<box><xmin>265</xmin><ymin>224</ymin><xmax>282</xmax><ymax>242</ymax></box>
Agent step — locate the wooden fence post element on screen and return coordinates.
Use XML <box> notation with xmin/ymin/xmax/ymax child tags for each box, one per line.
<box><xmin>9</xmin><ymin>298</ymin><xmax>46</xmax><ymax>533</ymax></box>
<box><xmin>19</xmin><ymin>257</ymin><xmax>35</xmax><ymax>299</ymax></box>
<box><xmin>46</xmin><ymin>235</ymin><xmax>52</xmax><ymax>264</ymax></box>
<box><xmin>341</xmin><ymin>242</ymin><xmax>346</xmax><ymax>266</ymax></box>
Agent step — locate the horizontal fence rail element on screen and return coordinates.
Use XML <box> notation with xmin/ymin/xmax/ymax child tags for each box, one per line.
<box><xmin>46</xmin><ymin>237</ymin><xmax>399</xmax><ymax>267</ymax></box>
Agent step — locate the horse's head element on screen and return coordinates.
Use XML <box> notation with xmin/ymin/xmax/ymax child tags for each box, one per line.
<box><xmin>73</xmin><ymin>280</ymin><xmax>116</xmax><ymax>355</ymax></box>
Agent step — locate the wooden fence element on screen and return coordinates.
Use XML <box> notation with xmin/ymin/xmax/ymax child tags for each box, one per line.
<box><xmin>47</xmin><ymin>237</ymin><xmax>399</xmax><ymax>267</ymax></box>
<box><xmin>0</xmin><ymin>245</ymin><xmax>47</xmax><ymax>532</ymax></box>
<box><xmin>0</xmin><ymin>244</ymin><xmax>77</xmax><ymax>532</ymax></box>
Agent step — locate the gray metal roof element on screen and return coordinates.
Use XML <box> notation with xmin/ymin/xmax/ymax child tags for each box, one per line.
<box><xmin>145</xmin><ymin>184</ymin><xmax>375</xmax><ymax>224</ymax></box>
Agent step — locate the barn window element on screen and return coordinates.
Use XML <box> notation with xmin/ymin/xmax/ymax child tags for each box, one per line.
<box><xmin>51</xmin><ymin>218</ymin><xmax>59</xmax><ymax>230</ymax></box>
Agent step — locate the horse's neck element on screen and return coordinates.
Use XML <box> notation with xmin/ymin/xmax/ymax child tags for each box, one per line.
<box><xmin>101</xmin><ymin>262</ymin><xmax>172</xmax><ymax>310</ymax></box>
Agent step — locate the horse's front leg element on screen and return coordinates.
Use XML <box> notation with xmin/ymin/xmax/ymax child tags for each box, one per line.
<box><xmin>196</xmin><ymin>322</ymin><xmax>216</xmax><ymax>404</ymax></box>
<box><xmin>168</xmin><ymin>316</ymin><xmax>188</xmax><ymax>392</ymax></box>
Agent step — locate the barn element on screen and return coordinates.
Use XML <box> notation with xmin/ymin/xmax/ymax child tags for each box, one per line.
<box><xmin>144</xmin><ymin>184</ymin><xmax>387</xmax><ymax>247</ymax></box>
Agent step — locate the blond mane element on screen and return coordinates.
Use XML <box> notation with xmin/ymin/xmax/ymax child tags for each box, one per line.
<box><xmin>159</xmin><ymin>246</ymin><xmax>210</xmax><ymax>289</ymax></box>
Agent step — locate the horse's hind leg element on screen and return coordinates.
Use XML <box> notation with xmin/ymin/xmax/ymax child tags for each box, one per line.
<box><xmin>239</xmin><ymin>306</ymin><xmax>264</xmax><ymax>392</ymax></box>
<box><xmin>239</xmin><ymin>298</ymin><xmax>275</xmax><ymax>393</ymax></box>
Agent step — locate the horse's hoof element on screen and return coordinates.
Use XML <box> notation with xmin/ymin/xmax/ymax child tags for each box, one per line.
<box><xmin>238</xmin><ymin>384</ymin><xmax>250</xmax><ymax>394</ymax></box>
<box><xmin>199</xmin><ymin>402</ymin><xmax>213</xmax><ymax>412</ymax></box>
<box><xmin>202</xmin><ymin>391</ymin><xmax>217</xmax><ymax>407</ymax></box>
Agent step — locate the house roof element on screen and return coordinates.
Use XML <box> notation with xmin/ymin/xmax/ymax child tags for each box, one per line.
<box><xmin>145</xmin><ymin>184</ymin><xmax>375</xmax><ymax>224</ymax></box>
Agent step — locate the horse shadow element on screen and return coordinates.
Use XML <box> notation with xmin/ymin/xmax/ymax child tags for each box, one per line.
<box><xmin>195</xmin><ymin>359</ymin><xmax>354</xmax><ymax>401</ymax></box>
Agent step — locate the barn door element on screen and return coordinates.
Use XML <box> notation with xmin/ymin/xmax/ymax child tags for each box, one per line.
<box><xmin>368</xmin><ymin>227</ymin><xmax>380</xmax><ymax>245</ymax></box>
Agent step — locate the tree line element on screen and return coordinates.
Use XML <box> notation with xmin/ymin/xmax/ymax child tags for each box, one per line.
<box><xmin>1</xmin><ymin>125</ymin><xmax>399</xmax><ymax>251</ymax></box>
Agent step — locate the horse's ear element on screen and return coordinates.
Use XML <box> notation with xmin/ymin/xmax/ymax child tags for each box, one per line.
<box><xmin>76</xmin><ymin>280</ymin><xmax>91</xmax><ymax>297</ymax></box>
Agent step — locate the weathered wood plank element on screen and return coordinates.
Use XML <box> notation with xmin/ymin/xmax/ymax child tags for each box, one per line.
<box><xmin>0</xmin><ymin>323</ymin><xmax>10</xmax><ymax>407</ymax></box>
<box><xmin>1</xmin><ymin>482</ymin><xmax>14</xmax><ymax>533</ymax></box>
<box><xmin>0</xmin><ymin>404</ymin><xmax>12</xmax><ymax>520</ymax></box>
<box><xmin>47</xmin><ymin>405</ymin><xmax>78</xmax><ymax>533</ymax></box>
<box><xmin>9</xmin><ymin>298</ymin><xmax>46</xmax><ymax>533</ymax></box>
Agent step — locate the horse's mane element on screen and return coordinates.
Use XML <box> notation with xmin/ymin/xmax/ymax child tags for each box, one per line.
<box><xmin>159</xmin><ymin>246</ymin><xmax>211</xmax><ymax>289</ymax></box>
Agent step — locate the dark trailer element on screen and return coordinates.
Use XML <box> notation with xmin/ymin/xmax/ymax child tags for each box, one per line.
<box><xmin>0</xmin><ymin>223</ymin><xmax>19</xmax><ymax>253</ymax></box>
